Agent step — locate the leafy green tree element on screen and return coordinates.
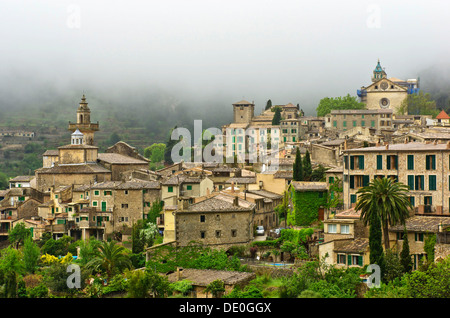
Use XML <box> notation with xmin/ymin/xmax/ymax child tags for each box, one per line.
<box><xmin>0</xmin><ymin>172</ymin><xmax>9</xmax><ymax>190</ymax></box>
<box><xmin>77</xmin><ymin>238</ymin><xmax>102</xmax><ymax>266</ymax></box>
<box><xmin>43</xmin><ymin>262</ymin><xmax>88</xmax><ymax>295</ymax></box>
<box><xmin>398</xmin><ymin>90</ymin><xmax>438</xmax><ymax>116</ymax></box>
<box><xmin>41</xmin><ymin>235</ymin><xmax>73</xmax><ymax>256</ymax></box>
<box><xmin>355</xmin><ymin>177</ymin><xmax>411</xmax><ymax>250</ymax></box>
<box><xmin>403</xmin><ymin>256</ymin><xmax>450</xmax><ymax>298</ymax></box>
<box><xmin>86</xmin><ymin>240</ymin><xmax>132</xmax><ymax>279</ymax></box>
<box><xmin>302</xmin><ymin>150</ymin><xmax>312</xmax><ymax>180</ymax></box>
<box><xmin>8</xmin><ymin>223</ymin><xmax>31</xmax><ymax>249</ymax></box>
<box><xmin>205</xmin><ymin>279</ymin><xmax>225</xmax><ymax>298</ymax></box>
<box><xmin>127</xmin><ymin>268</ymin><xmax>171</xmax><ymax>298</ymax></box>
<box><xmin>0</xmin><ymin>246</ymin><xmax>26</xmax><ymax>298</ymax></box>
<box><xmin>293</xmin><ymin>147</ymin><xmax>303</xmax><ymax>181</ymax></box>
<box><xmin>23</xmin><ymin>236</ymin><xmax>40</xmax><ymax>274</ymax></box>
<box><xmin>272</xmin><ymin>107</ymin><xmax>282</xmax><ymax>125</ymax></box>
<box><xmin>310</xmin><ymin>164</ymin><xmax>327</xmax><ymax>182</ymax></box>
<box><xmin>383</xmin><ymin>249</ymin><xmax>404</xmax><ymax>282</ymax></box>
<box><xmin>275</xmin><ymin>189</ymin><xmax>290</xmax><ymax>227</ymax></box>
<box><xmin>147</xmin><ymin>200</ymin><xmax>163</xmax><ymax>223</ymax></box>
<box><xmin>132</xmin><ymin>220</ymin><xmax>159</xmax><ymax>254</ymax></box>
<box><xmin>423</xmin><ymin>234</ymin><xmax>436</xmax><ymax>264</ymax></box>
<box><xmin>400</xmin><ymin>228</ymin><xmax>413</xmax><ymax>274</ymax></box>
<box><xmin>316</xmin><ymin>94</ymin><xmax>365</xmax><ymax>117</ymax></box>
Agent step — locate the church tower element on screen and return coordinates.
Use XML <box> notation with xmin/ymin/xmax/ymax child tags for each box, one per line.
<box><xmin>371</xmin><ymin>59</ymin><xmax>387</xmax><ymax>82</ymax></box>
<box><xmin>232</xmin><ymin>100</ymin><xmax>255</xmax><ymax>124</ymax></box>
<box><xmin>68</xmin><ymin>95</ymin><xmax>99</xmax><ymax>145</ymax></box>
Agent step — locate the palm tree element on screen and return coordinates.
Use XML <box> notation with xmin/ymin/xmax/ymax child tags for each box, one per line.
<box><xmin>355</xmin><ymin>177</ymin><xmax>412</xmax><ymax>250</ymax></box>
<box><xmin>86</xmin><ymin>240</ymin><xmax>132</xmax><ymax>279</ymax></box>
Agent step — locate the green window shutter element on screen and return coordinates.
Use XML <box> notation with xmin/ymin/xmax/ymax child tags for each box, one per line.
<box><xmin>420</xmin><ymin>175</ymin><xmax>424</xmax><ymax>190</ymax></box>
<box><xmin>359</xmin><ymin>155</ymin><xmax>364</xmax><ymax>170</ymax></box>
<box><xmin>168</xmin><ymin>186</ymin><xmax>173</xmax><ymax>193</ymax></box>
<box><xmin>429</xmin><ymin>175</ymin><xmax>436</xmax><ymax>191</ymax></box>
<box><xmin>363</xmin><ymin>175</ymin><xmax>370</xmax><ymax>187</ymax></box>
<box><xmin>361</xmin><ymin>120</ymin><xmax>365</xmax><ymax>127</ymax></box>
<box><xmin>410</xmin><ymin>196</ymin><xmax>415</xmax><ymax>207</ymax></box>
<box><xmin>353</xmin><ymin>121</ymin><xmax>357</xmax><ymax>127</ymax></box>
<box><xmin>350</xmin><ymin>156</ymin><xmax>354</xmax><ymax>170</ymax></box>
<box><xmin>344</xmin><ymin>156</ymin><xmax>348</xmax><ymax>169</ymax></box>
<box><xmin>358</xmin><ymin>256</ymin><xmax>363</xmax><ymax>266</ymax></box>
<box><xmin>408</xmin><ymin>175</ymin><xmax>414</xmax><ymax>190</ymax></box>
<box><xmin>377</xmin><ymin>155</ymin><xmax>382</xmax><ymax>170</ymax></box>
<box><xmin>407</xmin><ymin>155</ymin><xmax>414</xmax><ymax>170</ymax></box>
<box><xmin>432</xmin><ymin>155</ymin><xmax>436</xmax><ymax>170</ymax></box>
<box><xmin>350</xmin><ymin>194</ymin><xmax>356</xmax><ymax>204</ymax></box>
<box><xmin>347</xmin><ymin>254</ymin><xmax>352</xmax><ymax>265</ymax></box>
<box><xmin>371</xmin><ymin>120</ymin><xmax>375</xmax><ymax>127</ymax></box>
<box><xmin>349</xmin><ymin>175</ymin><xmax>354</xmax><ymax>189</ymax></box>
<box><xmin>333</xmin><ymin>121</ymin><xmax>337</xmax><ymax>127</ymax></box>
<box><xmin>386</xmin><ymin>155</ymin><xmax>391</xmax><ymax>170</ymax></box>
<box><xmin>343</xmin><ymin>121</ymin><xmax>347</xmax><ymax>127</ymax></box>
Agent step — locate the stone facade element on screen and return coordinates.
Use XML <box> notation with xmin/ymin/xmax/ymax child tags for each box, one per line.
<box><xmin>343</xmin><ymin>142</ymin><xmax>450</xmax><ymax>215</ymax></box>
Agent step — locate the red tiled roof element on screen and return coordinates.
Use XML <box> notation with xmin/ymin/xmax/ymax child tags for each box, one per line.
<box><xmin>436</xmin><ymin>110</ymin><xmax>450</xmax><ymax>119</ymax></box>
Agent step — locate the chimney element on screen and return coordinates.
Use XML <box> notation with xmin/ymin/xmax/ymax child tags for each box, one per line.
<box><xmin>385</xmin><ymin>143</ymin><xmax>389</xmax><ymax>150</ymax></box>
<box><xmin>233</xmin><ymin>196</ymin><xmax>239</xmax><ymax>206</ymax></box>
<box><xmin>176</xmin><ymin>267</ymin><xmax>183</xmax><ymax>281</ymax></box>
<box><xmin>231</xmin><ymin>181</ymin><xmax>235</xmax><ymax>193</ymax></box>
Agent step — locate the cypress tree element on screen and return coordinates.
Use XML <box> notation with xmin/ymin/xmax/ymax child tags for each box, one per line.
<box><xmin>369</xmin><ymin>211</ymin><xmax>385</xmax><ymax>276</ymax></box>
<box><xmin>272</xmin><ymin>107</ymin><xmax>282</xmax><ymax>125</ymax></box>
<box><xmin>265</xmin><ymin>99</ymin><xmax>272</xmax><ymax>110</ymax></box>
<box><xmin>293</xmin><ymin>147</ymin><xmax>303</xmax><ymax>181</ymax></box>
<box><xmin>303</xmin><ymin>150</ymin><xmax>312</xmax><ymax>181</ymax></box>
<box><xmin>400</xmin><ymin>227</ymin><xmax>413</xmax><ymax>273</ymax></box>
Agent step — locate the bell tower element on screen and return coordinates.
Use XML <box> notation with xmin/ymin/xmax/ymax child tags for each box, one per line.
<box><xmin>68</xmin><ymin>95</ymin><xmax>99</xmax><ymax>146</ymax></box>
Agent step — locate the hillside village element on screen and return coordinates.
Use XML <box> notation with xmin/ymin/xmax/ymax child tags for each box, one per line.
<box><xmin>0</xmin><ymin>60</ymin><xmax>449</xmax><ymax>298</ymax></box>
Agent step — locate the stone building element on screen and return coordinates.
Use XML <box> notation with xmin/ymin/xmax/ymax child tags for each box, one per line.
<box><xmin>343</xmin><ymin>141</ymin><xmax>450</xmax><ymax>215</ymax></box>
<box><xmin>324</xmin><ymin>109</ymin><xmax>393</xmax><ymax>132</ymax></box>
<box><xmin>173</xmin><ymin>193</ymin><xmax>255</xmax><ymax>250</ymax></box>
<box><xmin>389</xmin><ymin>216</ymin><xmax>450</xmax><ymax>269</ymax></box>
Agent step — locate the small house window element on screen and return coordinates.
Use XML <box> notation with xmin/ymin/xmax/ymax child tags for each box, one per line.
<box><xmin>200</xmin><ymin>215</ymin><xmax>206</xmax><ymax>222</ymax></box>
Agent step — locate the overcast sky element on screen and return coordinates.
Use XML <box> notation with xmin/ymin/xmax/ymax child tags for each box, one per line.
<box><xmin>1</xmin><ymin>0</ymin><xmax>450</xmax><ymax>113</ymax></box>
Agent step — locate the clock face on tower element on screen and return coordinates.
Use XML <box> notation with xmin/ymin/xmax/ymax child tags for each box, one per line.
<box><xmin>379</xmin><ymin>98</ymin><xmax>390</xmax><ymax>109</ymax></box>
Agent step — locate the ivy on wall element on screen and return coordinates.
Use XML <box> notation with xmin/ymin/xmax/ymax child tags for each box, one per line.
<box><xmin>291</xmin><ymin>190</ymin><xmax>327</xmax><ymax>226</ymax></box>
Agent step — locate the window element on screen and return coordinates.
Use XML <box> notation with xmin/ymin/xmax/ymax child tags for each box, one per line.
<box><xmin>409</xmin><ymin>196</ymin><xmax>415</xmax><ymax>207</ymax></box>
<box><xmin>343</xmin><ymin>121</ymin><xmax>347</xmax><ymax>127</ymax></box>
<box><xmin>376</xmin><ymin>155</ymin><xmax>383</xmax><ymax>170</ymax></box>
<box><xmin>396</xmin><ymin>232</ymin><xmax>406</xmax><ymax>240</ymax></box>
<box><xmin>124</xmin><ymin>190</ymin><xmax>129</xmax><ymax>195</ymax></box>
<box><xmin>340</xmin><ymin>224</ymin><xmax>350</xmax><ymax>234</ymax></box>
<box><xmin>361</xmin><ymin>120</ymin><xmax>365</xmax><ymax>127</ymax></box>
<box><xmin>337</xmin><ymin>254</ymin><xmax>346</xmax><ymax>264</ymax></box>
<box><xmin>350</xmin><ymin>194</ymin><xmax>357</xmax><ymax>204</ymax></box>
<box><xmin>104</xmin><ymin>191</ymin><xmax>112</xmax><ymax>196</ymax></box>
<box><xmin>200</xmin><ymin>215</ymin><xmax>206</xmax><ymax>222</ymax></box>
<box><xmin>425</xmin><ymin>155</ymin><xmax>436</xmax><ymax>170</ymax></box>
<box><xmin>94</xmin><ymin>190</ymin><xmax>99</xmax><ymax>196</ymax></box>
<box><xmin>424</xmin><ymin>196</ymin><xmax>432</xmax><ymax>206</ymax></box>
<box><xmin>350</xmin><ymin>155</ymin><xmax>364</xmax><ymax>170</ymax></box>
<box><xmin>333</xmin><ymin>121</ymin><xmax>337</xmax><ymax>127</ymax></box>
<box><xmin>353</xmin><ymin>121</ymin><xmax>357</xmax><ymax>127</ymax></box>
<box><xmin>415</xmin><ymin>175</ymin><xmax>424</xmax><ymax>190</ymax></box>
<box><xmin>231</xmin><ymin>229</ymin><xmax>237</xmax><ymax>237</ymax></box>
<box><xmin>351</xmin><ymin>255</ymin><xmax>363</xmax><ymax>266</ymax></box>
<box><xmin>92</xmin><ymin>201</ymin><xmax>98</xmax><ymax>207</ymax></box>
<box><xmin>415</xmin><ymin>233</ymin><xmax>424</xmax><ymax>242</ymax></box>
<box><xmin>168</xmin><ymin>186</ymin><xmax>173</xmax><ymax>193</ymax></box>
<box><xmin>429</xmin><ymin>175</ymin><xmax>437</xmax><ymax>191</ymax></box>
<box><xmin>215</xmin><ymin>230</ymin><xmax>221</xmax><ymax>238</ymax></box>
<box><xmin>121</xmin><ymin>204</ymin><xmax>128</xmax><ymax>208</ymax></box>
<box><xmin>407</xmin><ymin>155</ymin><xmax>414</xmax><ymax>170</ymax></box>
<box><xmin>186</xmin><ymin>185</ymin><xmax>192</xmax><ymax>191</ymax></box>
<box><xmin>386</xmin><ymin>155</ymin><xmax>398</xmax><ymax>170</ymax></box>
<box><xmin>200</xmin><ymin>231</ymin><xmax>206</xmax><ymax>239</ymax></box>
<box><xmin>55</xmin><ymin>194</ymin><xmax>58</xmax><ymax>199</ymax></box>
<box><xmin>328</xmin><ymin>224</ymin><xmax>337</xmax><ymax>233</ymax></box>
